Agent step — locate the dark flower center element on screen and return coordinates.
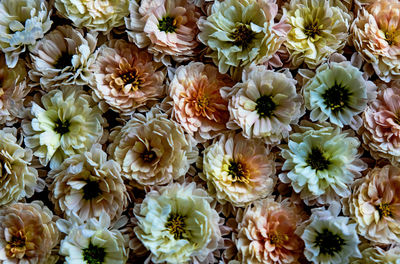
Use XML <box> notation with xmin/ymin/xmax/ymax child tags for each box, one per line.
<box><xmin>269</xmin><ymin>232</ymin><xmax>289</xmax><ymax>247</ymax></box>
<box><xmin>158</xmin><ymin>16</ymin><xmax>177</xmax><ymax>33</ymax></box>
<box><xmin>82</xmin><ymin>180</ymin><xmax>102</xmax><ymax>200</ymax></box>
<box><xmin>54</xmin><ymin>52</ymin><xmax>73</xmax><ymax>69</ymax></box>
<box><xmin>314</xmin><ymin>228</ymin><xmax>346</xmax><ymax>256</ymax></box>
<box><xmin>227</xmin><ymin>160</ymin><xmax>249</xmax><ymax>183</ymax></box>
<box><xmin>322</xmin><ymin>82</ymin><xmax>351</xmax><ymax>112</ymax></box>
<box><xmin>141</xmin><ymin>149</ymin><xmax>156</xmax><ymax>163</ymax></box>
<box><xmin>165</xmin><ymin>214</ymin><xmax>186</xmax><ymax>239</ymax></box>
<box><xmin>306</xmin><ymin>147</ymin><xmax>330</xmax><ymax>171</ymax></box>
<box><xmin>82</xmin><ymin>242</ymin><xmax>106</xmax><ymax>264</ymax></box>
<box><xmin>231</xmin><ymin>24</ymin><xmax>255</xmax><ymax>48</ymax></box>
<box><xmin>54</xmin><ymin>119</ymin><xmax>70</xmax><ymax>135</ymax></box>
<box><xmin>304</xmin><ymin>21</ymin><xmax>321</xmax><ymax>38</ymax></box>
<box><xmin>6</xmin><ymin>230</ymin><xmax>26</xmax><ymax>258</ymax></box>
<box><xmin>378</xmin><ymin>203</ymin><xmax>392</xmax><ymax>217</ymax></box>
<box><xmin>255</xmin><ymin>95</ymin><xmax>276</xmax><ymax>118</ymax></box>
<box><xmin>119</xmin><ymin>69</ymin><xmax>142</xmax><ymax>89</ymax></box>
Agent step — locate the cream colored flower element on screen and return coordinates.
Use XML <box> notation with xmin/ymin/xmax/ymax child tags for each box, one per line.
<box><xmin>221</xmin><ymin>65</ymin><xmax>304</xmax><ymax>145</ymax></box>
<box><xmin>22</xmin><ymin>86</ymin><xmax>105</xmax><ymax>169</ymax></box>
<box><xmin>0</xmin><ymin>201</ymin><xmax>60</xmax><ymax>263</ymax></box>
<box><xmin>202</xmin><ymin>132</ymin><xmax>276</xmax><ymax>207</ymax></box>
<box><xmin>284</xmin><ymin>0</ymin><xmax>351</xmax><ymax>69</ymax></box>
<box><xmin>108</xmin><ymin>108</ymin><xmax>197</xmax><ymax>186</ymax></box>
<box><xmin>55</xmin><ymin>0</ymin><xmax>129</xmax><ymax>33</ymax></box>
<box><xmin>0</xmin><ymin>0</ymin><xmax>52</xmax><ymax>68</ymax></box>
<box><xmin>351</xmin><ymin>245</ymin><xmax>400</xmax><ymax>264</ymax></box>
<box><xmin>29</xmin><ymin>25</ymin><xmax>97</xmax><ymax>90</ymax></box>
<box><xmin>343</xmin><ymin>165</ymin><xmax>400</xmax><ymax>244</ymax></box>
<box><xmin>134</xmin><ymin>182</ymin><xmax>223</xmax><ymax>264</ymax></box>
<box><xmin>90</xmin><ymin>39</ymin><xmax>165</xmax><ymax>116</ymax></box>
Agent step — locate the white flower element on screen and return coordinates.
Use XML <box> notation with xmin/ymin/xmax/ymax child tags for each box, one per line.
<box><xmin>351</xmin><ymin>245</ymin><xmax>400</xmax><ymax>264</ymax></box>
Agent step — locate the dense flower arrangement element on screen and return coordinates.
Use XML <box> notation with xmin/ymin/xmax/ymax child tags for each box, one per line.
<box><xmin>2</xmin><ymin>0</ymin><xmax>400</xmax><ymax>263</ymax></box>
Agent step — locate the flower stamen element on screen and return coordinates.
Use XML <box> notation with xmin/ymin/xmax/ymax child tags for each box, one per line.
<box><xmin>306</xmin><ymin>147</ymin><xmax>330</xmax><ymax>171</ymax></box>
<box><xmin>378</xmin><ymin>203</ymin><xmax>392</xmax><ymax>217</ymax></box>
<box><xmin>82</xmin><ymin>180</ymin><xmax>102</xmax><ymax>200</ymax></box>
<box><xmin>82</xmin><ymin>242</ymin><xmax>106</xmax><ymax>264</ymax></box>
<box><xmin>5</xmin><ymin>230</ymin><xmax>26</xmax><ymax>258</ymax></box>
<box><xmin>304</xmin><ymin>21</ymin><xmax>321</xmax><ymax>39</ymax></box>
<box><xmin>269</xmin><ymin>232</ymin><xmax>289</xmax><ymax>246</ymax></box>
<box><xmin>322</xmin><ymin>82</ymin><xmax>351</xmax><ymax>112</ymax></box>
<box><xmin>54</xmin><ymin>119</ymin><xmax>70</xmax><ymax>135</ymax></box>
<box><xmin>227</xmin><ymin>160</ymin><xmax>250</xmax><ymax>183</ymax></box>
<box><xmin>158</xmin><ymin>16</ymin><xmax>177</xmax><ymax>33</ymax></box>
<box><xmin>255</xmin><ymin>95</ymin><xmax>276</xmax><ymax>118</ymax></box>
<box><xmin>231</xmin><ymin>24</ymin><xmax>255</xmax><ymax>48</ymax></box>
<box><xmin>165</xmin><ymin>214</ymin><xmax>187</xmax><ymax>240</ymax></box>
<box><xmin>314</xmin><ymin>228</ymin><xmax>346</xmax><ymax>256</ymax></box>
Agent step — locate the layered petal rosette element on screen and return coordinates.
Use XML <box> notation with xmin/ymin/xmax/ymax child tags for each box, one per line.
<box><xmin>351</xmin><ymin>245</ymin><xmax>400</xmax><ymax>264</ymax></box>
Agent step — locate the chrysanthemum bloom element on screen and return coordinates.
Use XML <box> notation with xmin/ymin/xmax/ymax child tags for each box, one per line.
<box><xmin>57</xmin><ymin>212</ymin><xmax>128</xmax><ymax>264</ymax></box>
<box><xmin>221</xmin><ymin>65</ymin><xmax>304</xmax><ymax>145</ymax></box>
<box><xmin>48</xmin><ymin>144</ymin><xmax>128</xmax><ymax>222</ymax></box>
<box><xmin>302</xmin><ymin>60</ymin><xmax>377</xmax><ymax>127</ymax></box>
<box><xmin>0</xmin><ymin>0</ymin><xmax>52</xmax><ymax>68</ymax></box>
<box><xmin>125</xmin><ymin>0</ymin><xmax>201</xmax><ymax>65</ymax></box>
<box><xmin>202</xmin><ymin>132</ymin><xmax>276</xmax><ymax>207</ymax></box>
<box><xmin>108</xmin><ymin>108</ymin><xmax>197</xmax><ymax>186</ymax></box>
<box><xmin>236</xmin><ymin>198</ymin><xmax>305</xmax><ymax>264</ymax></box>
<box><xmin>343</xmin><ymin>165</ymin><xmax>400</xmax><ymax>244</ymax></box>
<box><xmin>280</xmin><ymin>121</ymin><xmax>367</xmax><ymax>205</ymax></box>
<box><xmin>0</xmin><ymin>54</ymin><xmax>30</xmax><ymax>125</ymax></box>
<box><xmin>55</xmin><ymin>0</ymin><xmax>129</xmax><ymax>33</ymax></box>
<box><xmin>299</xmin><ymin>203</ymin><xmax>361</xmax><ymax>264</ymax></box>
<box><xmin>351</xmin><ymin>0</ymin><xmax>400</xmax><ymax>82</ymax></box>
<box><xmin>360</xmin><ymin>83</ymin><xmax>400</xmax><ymax>165</ymax></box>
<box><xmin>169</xmin><ymin>62</ymin><xmax>233</xmax><ymax>143</ymax></box>
<box><xmin>134</xmin><ymin>182</ymin><xmax>223</xmax><ymax>264</ymax></box>
<box><xmin>351</xmin><ymin>245</ymin><xmax>400</xmax><ymax>264</ymax></box>
<box><xmin>283</xmin><ymin>0</ymin><xmax>351</xmax><ymax>69</ymax></box>
<box><xmin>22</xmin><ymin>86</ymin><xmax>105</xmax><ymax>169</ymax></box>
<box><xmin>90</xmin><ymin>39</ymin><xmax>165</xmax><ymax>116</ymax></box>
<box><xmin>29</xmin><ymin>25</ymin><xmax>97</xmax><ymax>90</ymax></box>
<box><xmin>0</xmin><ymin>201</ymin><xmax>60</xmax><ymax>263</ymax></box>
<box><xmin>198</xmin><ymin>0</ymin><xmax>289</xmax><ymax>74</ymax></box>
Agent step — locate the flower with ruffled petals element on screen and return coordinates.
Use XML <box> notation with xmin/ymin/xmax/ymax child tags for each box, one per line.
<box><xmin>202</xmin><ymin>132</ymin><xmax>276</xmax><ymax>207</ymax></box>
<box><xmin>351</xmin><ymin>0</ymin><xmax>400</xmax><ymax>82</ymax></box>
<box><xmin>22</xmin><ymin>86</ymin><xmax>105</xmax><ymax>169</ymax></box>
<box><xmin>108</xmin><ymin>108</ymin><xmax>197</xmax><ymax>186</ymax></box>
<box><xmin>134</xmin><ymin>182</ymin><xmax>222</xmax><ymax>264</ymax></box>
<box><xmin>126</xmin><ymin>0</ymin><xmax>200</xmax><ymax>65</ymax></box>
<box><xmin>351</xmin><ymin>245</ymin><xmax>400</xmax><ymax>264</ymax></box>
<box><xmin>284</xmin><ymin>0</ymin><xmax>351</xmax><ymax>69</ymax></box>
<box><xmin>169</xmin><ymin>62</ymin><xmax>233</xmax><ymax>143</ymax></box>
<box><xmin>90</xmin><ymin>39</ymin><xmax>165</xmax><ymax>115</ymax></box>
<box><xmin>221</xmin><ymin>65</ymin><xmax>304</xmax><ymax>145</ymax></box>
<box><xmin>280</xmin><ymin>121</ymin><xmax>366</xmax><ymax>205</ymax></box>
<box><xmin>55</xmin><ymin>0</ymin><xmax>129</xmax><ymax>33</ymax></box>
<box><xmin>29</xmin><ymin>25</ymin><xmax>97</xmax><ymax>90</ymax></box>
<box><xmin>236</xmin><ymin>198</ymin><xmax>305</xmax><ymax>264</ymax></box>
<box><xmin>0</xmin><ymin>201</ymin><xmax>60</xmax><ymax>263</ymax></box>
<box><xmin>0</xmin><ymin>0</ymin><xmax>52</xmax><ymax>68</ymax></box>
<box><xmin>343</xmin><ymin>165</ymin><xmax>400</xmax><ymax>244</ymax></box>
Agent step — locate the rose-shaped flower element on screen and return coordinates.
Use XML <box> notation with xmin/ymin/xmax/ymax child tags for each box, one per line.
<box><xmin>351</xmin><ymin>245</ymin><xmax>400</xmax><ymax>264</ymax></box>
<box><xmin>284</xmin><ymin>0</ymin><xmax>351</xmax><ymax>69</ymax></box>
<box><xmin>280</xmin><ymin>121</ymin><xmax>367</xmax><ymax>205</ymax></box>
<box><xmin>22</xmin><ymin>86</ymin><xmax>105</xmax><ymax>169</ymax></box>
<box><xmin>198</xmin><ymin>0</ymin><xmax>288</xmax><ymax>74</ymax></box>
<box><xmin>134</xmin><ymin>182</ymin><xmax>222</xmax><ymax>264</ymax></box>
<box><xmin>48</xmin><ymin>144</ymin><xmax>128</xmax><ymax>223</ymax></box>
<box><xmin>343</xmin><ymin>165</ymin><xmax>400</xmax><ymax>244</ymax></box>
<box><xmin>236</xmin><ymin>198</ymin><xmax>305</xmax><ymax>264</ymax></box>
<box><xmin>55</xmin><ymin>0</ymin><xmax>129</xmax><ymax>33</ymax></box>
<box><xmin>29</xmin><ymin>25</ymin><xmax>97</xmax><ymax>90</ymax></box>
<box><xmin>108</xmin><ymin>108</ymin><xmax>197</xmax><ymax>186</ymax></box>
<box><xmin>57</xmin><ymin>212</ymin><xmax>128</xmax><ymax>264</ymax></box>
<box><xmin>125</xmin><ymin>0</ymin><xmax>201</xmax><ymax>65</ymax></box>
<box><xmin>221</xmin><ymin>65</ymin><xmax>304</xmax><ymax>145</ymax></box>
<box><xmin>202</xmin><ymin>132</ymin><xmax>276</xmax><ymax>207</ymax></box>
<box><xmin>90</xmin><ymin>39</ymin><xmax>165</xmax><ymax>116</ymax></box>
<box><xmin>0</xmin><ymin>0</ymin><xmax>52</xmax><ymax>68</ymax></box>
<box><xmin>169</xmin><ymin>62</ymin><xmax>233</xmax><ymax>143</ymax></box>
<box><xmin>0</xmin><ymin>201</ymin><xmax>60</xmax><ymax>263</ymax></box>
<box><xmin>351</xmin><ymin>0</ymin><xmax>400</xmax><ymax>82</ymax></box>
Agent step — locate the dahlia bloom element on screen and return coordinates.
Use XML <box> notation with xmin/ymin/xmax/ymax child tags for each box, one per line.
<box><xmin>125</xmin><ymin>0</ymin><xmax>201</xmax><ymax>65</ymax></box>
<box><xmin>108</xmin><ymin>108</ymin><xmax>197</xmax><ymax>186</ymax></box>
<box><xmin>351</xmin><ymin>245</ymin><xmax>400</xmax><ymax>264</ymax></box>
<box><xmin>280</xmin><ymin>121</ymin><xmax>367</xmax><ymax>205</ymax></box>
<box><xmin>0</xmin><ymin>0</ymin><xmax>52</xmax><ymax>68</ymax></box>
<box><xmin>0</xmin><ymin>201</ymin><xmax>60</xmax><ymax>263</ymax></box>
<box><xmin>29</xmin><ymin>25</ymin><xmax>97</xmax><ymax>90</ymax></box>
<box><xmin>134</xmin><ymin>182</ymin><xmax>223</xmax><ymax>264</ymax></box>
<box><xmin>57</xmin><ymin>212</ymin><xmax>128</xmax><ymax>264</ymax></box>
<box><xmin>48</xmin><ymin>144</ymin><xmax>128</xmax><ymax>223</ymax></box>
<box><xmin>284</xmin><ymin>0</ymin><xmax>351</xmax><ymax>68</ymax></box>
<box><xmin>351</xmin><ymin>0</ymin><xmax>400</xmax><ymax>82</ymax></box>
<box><xmin>22</xmin><ymin>86</ymin><xmax>105</xmax><ymax>169</ymax></box>
<box><xmin>221</xmin><ymin>65</ymin><xmax>304</xmax><ymax>145</ymax></box>
<box><xmin>198</xmin><ymin>0</ymin><xmax>289</xmax><ymax>74</ymax></box>
<box><xmin>169</xmin><ymin>62</ymin><xmax>233</xmax><ymax>143</ymax></box>
<box><xmin>55</xmin><ymin>0</ymin><xmax>130</xmax><ymax>33</ymax></box>
<box><xmin>299</xmin><ymin>203</ymin><xmax>361</xmax><ymax>264</ymax></box>
<box><xmin>90</xmin><ymin>39</ymin><xmax>165</xmax><ymax>116</ymax></box>
<box><xmin>236</xmin><ymin>198</ymin><xmax>305</xmax><ymax>264</ymax></box>
<box><xmin>202</xmin><ymin>132</ymin><xmax>276</xmax><ymax>207</ymax></box>
<box><xmin>343</xmin><ymin>165</ymin><xmax>400</xmax><ymax>244</ymax></box>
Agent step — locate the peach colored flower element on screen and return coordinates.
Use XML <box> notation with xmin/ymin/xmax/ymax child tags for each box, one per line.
<box><xmin>169</xmin><ymin>62</ymin><xmax>233</xmax><ymax>143</ymax></box>
<box><xmin>90</xmin><ymin>39</ymin><xmax>165</xmax><ymax>116</ymax></box>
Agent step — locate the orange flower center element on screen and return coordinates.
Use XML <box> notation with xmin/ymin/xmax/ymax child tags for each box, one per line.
<box><xmin>119</xmin><ymin>70</ymin><xmax>142</xmax><ymax>91</ymax></box>
<box><xmin>378</xmin><ymin>203</ymin><xmax>392</xmax><ymax>217</ymax></box>
<box><xmin>269</xmin><ymin>232</ymin><xmax>289</xmax><ymax>247</ymax></box>
<box><xmin>6</xmin><ymin>230</ymin><xmax>26</xmax><ymax>258</ymax></box>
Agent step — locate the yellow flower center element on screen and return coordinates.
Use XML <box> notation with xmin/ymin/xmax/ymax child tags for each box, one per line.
<box><xmin>384</xmin><ymin>30</ymin><xmax>400</xmax><ymax>46</ymax></box>
<box><xmin>378</xmin><ymin>203</ymin><xmax>392</xmax><ymax>217</ymax></box>
<box><xmin>227</xmin><ymin>160</ymin><xmax>250</xmax><ymax>183</ymax></box>
<box><xmin>6</xmin><ymin>230</ymin><xmax>26</xmax><ymax>258</ymax></box>
<box><xmin>304</xmin><ymin>20</ymin><xmax>321</xmax><ymax>39</ymax></box>
<box><xmin>269</xmin><ymin>232</ymin><xmax>289</xmax><ymax>246</ymax></box>
<box><xmin>165</xmin><ymin>214</ymin><xmax>186</xmax><ymax>240</ymax></box>
<box><xmin>119</xmin><ymin>70</ymin><xmax>142</xmax><ymax>91</ymax></box>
